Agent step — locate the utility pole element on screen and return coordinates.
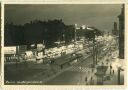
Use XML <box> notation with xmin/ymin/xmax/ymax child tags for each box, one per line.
<box><xmin>74</xmin><ymin>24</ymin><xmax>77</xmax><ymax>42</ymax></box>
<box><xmin>74</xmin><ymin>28</ymin><xmax>76</xmax><ymax>42</ymax></box>
<box><xmin>118</xmin><ymin>67</ymin><xmax>124</xmax><ymax>85</ymax></box>
<box><xmin>16</xmin><ymin>46</ymin><xmax>20</xmax><ymax>68</ymax></box>
<box><xmin>95</xmin><ymin>44</ymin><xmax>98</xmax><ymax>64</ymax></box>
<box><xmin>92</xmin><ymin>37</ymin><xmax>95</xmax><ymax>67</ymax></box>
<box><xmin>118</xmin><ymin>68</ymin><xmax>120</xmax><ymax>85</ymax></box>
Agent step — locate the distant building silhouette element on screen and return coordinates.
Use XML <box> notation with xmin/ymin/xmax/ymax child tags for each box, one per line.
<box><xmin>112</xmin><ymin>22</ymin><xmax>118</xmax><ymax>36</ymax></box>
<box><xmin>118</xmin><ymin>5</ymin><xmax>124</xmax><ymax>59</ymax></box>
<box><xmin>75</xmin><ymin>24</ymin><xmax>86</xmax><ymax>40</ymax></box>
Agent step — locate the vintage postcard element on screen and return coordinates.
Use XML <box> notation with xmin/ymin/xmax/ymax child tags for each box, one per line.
<box><xmin>0</xmin><ymin>1</ymin><xmax>128</xmax><ymax>90</ymax></box>
<box><xmin>0</xmin><ymin>2</ymin><xmax>2</xmax><ymax>85</ymax></box>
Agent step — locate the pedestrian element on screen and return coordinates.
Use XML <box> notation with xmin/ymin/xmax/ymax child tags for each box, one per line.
<box><xmin>110</xmin><ymin>64</ymin><xmax>112</xmax><ymax>69</ymax></box>
<box><xmin>60</xmin><ymin>65</ymin><xmax>63</xmax><ymax>69</ymax></box>
<box><xmin>90</xmin><ymin>77</ymin><xmax>93</xmax><ymax>84</ymax></box>
<box><xmin>113</xmin><ymin>70</ymin><xmax>114</xmax><ymax>74</ymax></box>
<box><xmin>85</xmin><ymin>77</ymin><xmax>87</xmax><ymax>82</ymax></box>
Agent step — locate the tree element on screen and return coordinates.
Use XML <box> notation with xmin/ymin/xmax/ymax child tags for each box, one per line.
<box><xmin>5</xmin><ymin>19</ymin><xmax>76</xmax><ymax>48</ymax></box>
<box><xmin>4</xmin><ymin>23</ymin><xmax>25</xmax><ymax>46</ymax></box>
<box><xmin>65</xmin><ymin>25</ymin><xmax>75</xmax><ymax>44</ymax></box>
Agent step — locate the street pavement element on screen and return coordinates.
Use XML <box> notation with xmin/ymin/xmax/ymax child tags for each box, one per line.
<box><xmin>103</xmin><ymin>51</ymin><xmax>125</xmax><ymax>85</ymax></box>
<box><xmin>24</xmin><ymin>50</ymin><xmax>92</xmax><ymax>84</ymax></box>
<box><xmin>4</xmin><ymin>39</ymin><xmax>125</xmax><ymax>85</ymax></box>
<box><xmin>45</xmin><ymin>50</ymin><xmax>124</xmax><ymax>85</ymax></box>
<box><xmin>4</xmin><ymin>48</ymin><xmax>93</xmax><ymax>85</ymax></box>
<box><xmin>45</xmin><ymin>52</ymin><xmax>96</xmax><ymax>85</ymax></box>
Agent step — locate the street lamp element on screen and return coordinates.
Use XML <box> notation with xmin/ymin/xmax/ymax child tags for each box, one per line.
<box><xmin>95</xmin><ymin>36</ymin><xmax>103</xmax><ymax>64</ymax></box>
<box><xmin>116</xmin><ymin>64</ymin><xmax>124</xmax><ymax>85</ymax></box>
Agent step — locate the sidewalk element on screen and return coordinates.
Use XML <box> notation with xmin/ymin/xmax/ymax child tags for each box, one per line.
<box><xmin>103</xmin><ymin>57</ymin><xmax>125</xmax><ymax>85</ymax></box>
<box><xmin>98</xmin><ymin>50</ymin><xmax>125</xmax><ymax>85</ymax></box>
<box><xmin>84</xmin><ymin>49</ymin><xmax>125</xmax><ymax>85</ymax></box>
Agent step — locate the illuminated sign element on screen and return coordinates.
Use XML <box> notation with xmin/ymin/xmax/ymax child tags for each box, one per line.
<box><xmin>4</xmin><ymin>46</ymin><xmax>16</xmax><ymax>54</ymax></box>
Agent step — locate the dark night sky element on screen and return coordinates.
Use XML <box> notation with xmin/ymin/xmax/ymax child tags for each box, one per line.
<box><xmin>5</xmin><ymin>4</ymin><xmax>122</xmax><ymax>32</ymax></box>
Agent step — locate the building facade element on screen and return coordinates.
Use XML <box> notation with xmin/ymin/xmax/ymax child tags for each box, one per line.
<box><xmin>118</xmin><ymin>5</ymin><xmax>124</xmax><ymax>59</ymax></box>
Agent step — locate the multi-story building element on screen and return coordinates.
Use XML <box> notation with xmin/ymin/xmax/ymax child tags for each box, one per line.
<box><xmin>118</xmin><ymin>5</ymin><xmax>124</xmax><ymax>59</ymax></box>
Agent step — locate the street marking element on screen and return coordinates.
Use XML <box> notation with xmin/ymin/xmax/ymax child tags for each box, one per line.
<box><xmin>68</xmin><ymin>66</ymin><xmax>91</xmax><ymax>73</ymax></box>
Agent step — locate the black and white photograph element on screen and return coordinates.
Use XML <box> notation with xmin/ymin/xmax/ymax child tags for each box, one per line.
<box><xmin>4</xmin><ymin>4</ymin><xmax>125</xmax><ymax>85</ymax></box>
<box><xmin>0</xmin><ymin>2</ymin><xmax>1</xmax><ymax>85</ymax></box>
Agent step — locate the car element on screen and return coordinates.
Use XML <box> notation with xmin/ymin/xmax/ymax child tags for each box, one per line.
<box><xmin>112</xmin><ymin>57</ymin><xmax>116</xmax><ymax>59</ymax></box>
<box><xmin>76</xmin><ymin>53</ymin><xmax>83</xmax><ymax>58</ymax></box>
<box><xmin>86</xmin><ymin>51</ymin><xmax>91</xmax><ymax>54</ymax></box>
